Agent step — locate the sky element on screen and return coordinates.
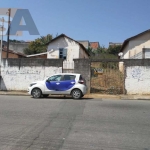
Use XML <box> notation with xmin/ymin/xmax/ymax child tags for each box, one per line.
<box><xmin>0</xmin><ymin>0</ymin><xmax>150</xmax><ymax>47</ymax></box>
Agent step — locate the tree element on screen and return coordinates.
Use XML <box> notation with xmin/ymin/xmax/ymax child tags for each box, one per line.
<box><xmin>107</xmin><ymin>45</ymin><xmax>122</xmax><ymax>56</ymax></box>
<box><xmin>24</xmin><ymin>34</ymin><xmax>53</xmax><ymax>55</ymax></box>
<box><xmin>9</xmin><ymin>39</ymin><xmax>22</xmax><ymax>43</ymax></box>
<box><xmin>89</xmin><ymin>45</ymin><xmax>119</xmax><ymax>59</ymax></box>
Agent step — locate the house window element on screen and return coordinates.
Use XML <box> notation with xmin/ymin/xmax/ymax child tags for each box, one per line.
<box><xmin>59</xmin><ymin>48</ymin><xmax>67</xmax><ymax>59</ymax></box>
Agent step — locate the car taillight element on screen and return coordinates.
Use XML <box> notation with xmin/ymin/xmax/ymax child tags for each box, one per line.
<box><xmin>78</xmin><ymin>80</ymin><xmax>84</xmax><ymax>84</ymax></box>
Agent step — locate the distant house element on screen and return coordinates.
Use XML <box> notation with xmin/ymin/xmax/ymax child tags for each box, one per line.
<box><xmin>27</xmin><ymin>34</ymin><xmax>90</xmax><ymax>70</ymax></box>
<box><xmin>1</xmin><ymin>40</ymin><xmax>30</xmax><ymax>54</ymax></box>
<box><xmin>78</xmin><ymin>41</ymin><xmax>90</xmax><ymax>49</ymax></box>
<box><xmin>120</xmin><ymin>29</ymin><xmax>150</xmax><ymax>59</ymax></box>
<box><xmin>2</xmin><ymin>48</ymin><xmax>26</xmax><ymax>58</ymax></box>
<box><xmin>78</xmin><ymin>41</ymin><xmax>100</xmax><ymax>50</ymax></box>
<box><xmin>109</xmin><ymin>42</ymin><xmax>122</xmax><ymax>47</ymax></box>
<box><xmin>90</xmin><ymin>42</ymin><xmax>100</xmax><ymax>49</ymax></box>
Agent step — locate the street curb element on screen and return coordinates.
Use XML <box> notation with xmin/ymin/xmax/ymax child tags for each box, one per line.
<box><xmin>0</xmin><ymin>91</ymin><xmax>150</xmax><ymax>100</ymax></box>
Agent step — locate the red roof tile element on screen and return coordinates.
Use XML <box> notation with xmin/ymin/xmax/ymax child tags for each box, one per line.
<box><xmin>90</xmin><ymin>42</ymin><xmax>100</xmax><ymax>49</ymax></box>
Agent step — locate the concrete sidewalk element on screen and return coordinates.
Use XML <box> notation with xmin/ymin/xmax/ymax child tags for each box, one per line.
<box><xmin>0</xmin><ymin>90</ymin><xmax>150</xmax><ymax>100</ymax></box>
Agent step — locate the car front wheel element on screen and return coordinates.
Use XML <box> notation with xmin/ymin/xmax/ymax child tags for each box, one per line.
<box><xmin>71</xmin><ymin>89</ymin><xmax>82</xmax><ymax>99</ymax></box>
<box><xmin>31</xmin><ymin>88</ymin><xmax>42</xmax><ymax>98</ymax></box>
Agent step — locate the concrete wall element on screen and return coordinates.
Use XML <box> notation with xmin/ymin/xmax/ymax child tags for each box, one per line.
<box><xmin>74</xmin><ymin>59</ymin><xmax>91</xmax><ymax>93</ymax></box>
<box><xmin>0</xmin><ymin>59</ymin><xmax>63</xmax><ymax>91</ymax></box>
<box><xmin>1</xmin><ymin>58</ymin><xmax>150</xmax><ymax>95</ymax></box>
<box><xmin>124</xmin><ymin>59</ymin><xmax>150</xmax><ymax>94</ymax></box>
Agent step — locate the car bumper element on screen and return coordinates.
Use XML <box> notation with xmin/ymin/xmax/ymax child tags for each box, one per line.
<box><xmin>27</xmin><ymin>87</ymin><xmax>32</xmax><ymax>95</ymax></box>
<box><xmin>82</xmin><ymin>86</ymin><xmax>88</xmax><ymax>95</ymax></box>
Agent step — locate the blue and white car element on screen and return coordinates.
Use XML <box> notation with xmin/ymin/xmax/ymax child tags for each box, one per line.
<box><xmin>28</xmin><ymin>73</ymin><xmax>87</xmax><ymax>99</ymax></box>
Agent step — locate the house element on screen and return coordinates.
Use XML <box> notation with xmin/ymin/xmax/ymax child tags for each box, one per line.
<box><xmin>1</xmin><ymin>40</ymin><xmax>30</xmax><ymax>54</ymax></box>
<box><xmin>47</xmin><ymin>34</ymin><xmax>90</xmax><ymax>70</ymax></box>
<box><xmin>78</xmin><ymin>41</ymin><xmax>100</xmax><ymax>50</ymax></box>
<box><xmin>90</xmin><ymin>42</ymin><xmax>100</xmax><ymax>49</ymax></box>
<box><xmin>120</xmin><ymin>29</ymin><xmax>150</xmax><ymax>59</ymax></box>
<box><xmin>109</xmin><ymin>42</ymin><xmax>122</xmax><ymax>47</ymax></box>
<box><xmin>27</xmin><ymin>34</ymin><xmax>90</xmax><ymax>71</ymax></box>
<box><xmin>2</xmin><ymin>48</ymin><xmax>26</xmax><ymax>58</ymax></box>
<box><xmin>78</xmin><ymin>41</ymin><xmax>90</xmax><ymax>49</ymax></box>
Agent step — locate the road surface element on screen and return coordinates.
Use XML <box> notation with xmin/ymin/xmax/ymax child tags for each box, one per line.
<box><xmin>0</xmin><ymin>95</ymin><xmax>150</xmax><ymax>150</ymax></box>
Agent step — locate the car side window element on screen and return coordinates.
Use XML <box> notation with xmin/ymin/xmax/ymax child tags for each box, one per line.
<box><xmin>63</xmin><ymin>75</ymin><xmax>76</xmax><ymax>81</ymax></box>
<box><xmin>48</xmin><ymin>75</ymin><xmax>62</xmax><ymax>81</ymax></box>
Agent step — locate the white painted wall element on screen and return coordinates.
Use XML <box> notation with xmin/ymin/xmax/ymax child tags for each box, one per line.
<box><xmin>125</xmin><ymin>66</ymin><xmax>150</xmax><ymax>94</ymax></box>
<box><xmin>47</xmin><ymin>37</ymin><xmax>80</xmax><ymax>61</ymax></box>
<box><xmin>122</xmin><ymin>32</ymin><xmax>150</xmax><ymax>59</ymax></box>
<box><xmin>1</xmin><ymin>61</ymin><xmax>62</xmax><ymax>91</ymax></box>
<box><xmin>47</xmin><ymin>36</ymin><xmax>89</xmax><ymax>69</ymax></box>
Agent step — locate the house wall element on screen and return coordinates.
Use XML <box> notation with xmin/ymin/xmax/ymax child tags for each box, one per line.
<box><xmin>124</xmin><ymin>59</ymin><xmax>150</xmax><ymax>94</ymax></box>
<box><xmin>79</xmin><ymin>47</ymin><xmax>89</xmax><ymax>58</ymax></box>
<box><xmin>0</xmin><ymin>59</ymin><xmax>63</xmax><ymax>91</ymax></box>
<box><xmin>47</xmin><ymin>37</ymin><xmax>79</xmax><ymax>61</ymax></box>
<box><xmin>122</xmin><ymin>32</ymin><xmax>150</xmax><ymax>59</ymax></box>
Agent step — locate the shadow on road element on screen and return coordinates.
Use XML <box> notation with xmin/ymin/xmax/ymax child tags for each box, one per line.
<box><xmin>31</xmin><ymin>96</ymin><xmax>94</xmax><ymax>100</ymax></box>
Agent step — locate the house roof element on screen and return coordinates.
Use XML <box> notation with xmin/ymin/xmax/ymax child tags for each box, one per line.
<box><xmin>120</xmin><ymin>29</ymin><xmax>150</xmax><ymax>52</ymax></box>
<box><xmin>47</xmin><ymin>34</ymin><xmax>90</xmax><ymax>56</ymax></box>
<box><xmin>90</xmin><ymin>42</ymin><xmax>100</xmax><ymax>49</ymax></box>
<box><xmin>2</xmin><ymin>48</ymin><xmax>26</xmax><ymax>57</ymax></box>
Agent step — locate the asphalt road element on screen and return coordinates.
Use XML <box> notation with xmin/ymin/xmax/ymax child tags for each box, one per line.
<box><xmin>0</xmin><ymin>95</ymin><xmax>150</xmax><ymax>150</ymax></box>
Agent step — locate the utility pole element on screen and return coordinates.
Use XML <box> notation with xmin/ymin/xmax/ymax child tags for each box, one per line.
<box><xmin>6</xmin><ymin>8</ymin><xmax>11</xmax><ymax>58</ymax></box>
<box><xmin>0</xmin><ymin>17</ymin><xmax>5</xmax><ymax>78</ymax></box>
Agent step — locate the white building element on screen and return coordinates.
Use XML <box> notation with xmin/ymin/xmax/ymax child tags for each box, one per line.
<box><xmin>27</xmin><ymin>34</ymin><xmax>90</xmax><ymax>70</ymax></box>
<box><xmin>120</xmin><ymin>29</ymin><xmax>150</xmax><ymax>59</ymax></box>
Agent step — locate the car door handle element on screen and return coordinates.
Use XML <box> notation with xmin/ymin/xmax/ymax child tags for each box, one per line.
<box><xmin>56</xmin><ymin>83</ymin><xmax>60</xmax><ymax>85</ymax></box>
<box><xmin>71</xmin><ymin>82</ymin><xmax>75</xmax><ymax>84</ymax></box>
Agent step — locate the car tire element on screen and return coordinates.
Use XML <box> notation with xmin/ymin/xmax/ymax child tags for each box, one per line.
<box><xmin>31</xmin><ymin>88</ymin><xmax>42</xmax><ymax>98</ymax></box>
<box><xmin>42</xmin><ymin>94</ymin><xmax>49</xmax><ymax>98</ymax></box>
<box><xmin>71</xmin><ymin>89</ymin><xmax>82</xmax><ymax>99</ymax></box>
<box><xmin>81</xmin><ymin>94</ymin><xmax>84</xmax><ymax>98</ymax></box>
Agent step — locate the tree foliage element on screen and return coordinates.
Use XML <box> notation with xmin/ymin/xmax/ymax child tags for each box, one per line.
<box><xmin>107</xmin><ymin>45</ymin><xmax>122</xmax><ymax>56</ymax></box>
<box><xmin>89</xmin><ymin>45</ymin><xmax>121</xmax><ymax>59</ymax></box>
<box><xmin>24</xmin><ymin>34</ymin><xmax>53</xmax><ymax>55</ymax></box>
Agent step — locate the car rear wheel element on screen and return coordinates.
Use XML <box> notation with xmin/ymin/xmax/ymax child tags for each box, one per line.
<box><xmin>31</xmin><ymin>88</ymin><xmax>42</xmax><ymax>98</ymax></box>
<box><xmin>71</xmin><ymin>89</ymin><xmax>82</xmax><ymax>99</ymax></box>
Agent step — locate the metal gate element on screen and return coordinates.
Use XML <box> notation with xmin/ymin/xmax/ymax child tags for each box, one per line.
<box><xmin>91</xmin><ymin>60</ymin><xmax>124</xmax><ymax>94</ymax></box>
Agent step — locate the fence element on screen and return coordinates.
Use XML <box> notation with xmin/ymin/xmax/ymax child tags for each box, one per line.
<box><xmin>90</xmin><ymin>60</ymin><xmax>124</xmax><ymax>94</ymax></box>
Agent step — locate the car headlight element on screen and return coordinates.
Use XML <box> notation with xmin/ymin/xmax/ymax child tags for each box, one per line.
<box><xmin>30</xmin><ymin>83</ymin><xmax>37</xmax><ymax>87</ymax></box>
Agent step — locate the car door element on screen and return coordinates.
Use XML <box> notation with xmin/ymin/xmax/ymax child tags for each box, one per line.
<box><xmin>45</xmin><ymin>75</ymin><xmax>63</xmax><ymax>94</ymax></box>
<box><xmin>59</xmin><ymin>75</ymin><xmax>76</xmax><ymax>94</ymax></box>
